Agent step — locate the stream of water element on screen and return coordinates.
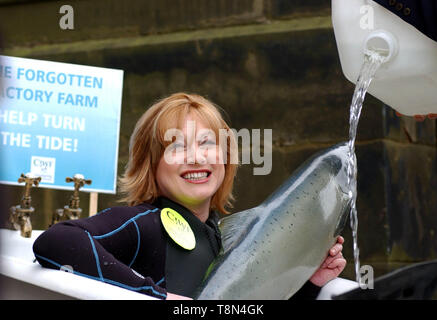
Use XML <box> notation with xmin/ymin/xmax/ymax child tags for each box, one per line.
<box><xmin>347</xmin><ymin>50</ymin><xmax>387</xmax><ymax>285</ymax></box>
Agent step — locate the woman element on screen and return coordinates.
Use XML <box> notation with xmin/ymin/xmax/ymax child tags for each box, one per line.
<box><xmin>33</xmin><ymin>93</ymin><xmax>346</xmax><ymax>300</ymax></box>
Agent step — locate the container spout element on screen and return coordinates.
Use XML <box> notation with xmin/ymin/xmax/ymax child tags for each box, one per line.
<box><xmin>363</xmin><ymin>30</ymin><xmax>398</xmax><ymax>63</ymax></box>
<box><xmin>331</xmin><ymin>0</ymin><xmax>437</xmax><ymax>115</ymax></box>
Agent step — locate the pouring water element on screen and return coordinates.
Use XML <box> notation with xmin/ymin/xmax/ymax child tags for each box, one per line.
<box><xmin>347</xmin><ymin>50</ymin><xmax>387</xmax><ymax>286</ymax></box>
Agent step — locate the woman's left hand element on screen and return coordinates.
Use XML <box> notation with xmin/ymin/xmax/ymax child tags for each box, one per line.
<box><xmin>309</xmin><ymin>236</ymin><xmax>347</xmax><ymax>287</ymax></box>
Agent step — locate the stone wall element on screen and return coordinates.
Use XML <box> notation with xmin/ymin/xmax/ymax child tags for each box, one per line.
<box><xmin>0</xmin><ymin>0</ymin><xmax>436</xmax><ymax>282</ymax></box>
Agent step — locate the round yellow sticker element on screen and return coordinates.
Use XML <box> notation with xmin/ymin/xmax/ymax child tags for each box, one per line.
<box><xmin>160</xmin><ymin>208</ymin><xmax>196</xmax><ymax>250</ymax></box>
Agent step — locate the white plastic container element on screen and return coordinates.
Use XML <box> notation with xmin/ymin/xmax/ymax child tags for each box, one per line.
<box><xmin>332</xmin><ymin>0</ymin><xmax>437</xmax><ymax>116</ymax></box>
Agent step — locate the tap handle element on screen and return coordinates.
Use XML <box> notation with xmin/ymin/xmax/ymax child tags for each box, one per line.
<box><xmin>33</xmin><ymin>177</ymin><xmax>42</xmax><ymax>187</ymax></box>
<box><xmin>18</xmin><ymin>173</ymin><xmax>41</xmax><ymax>185</ymax></box>
<box><xmin>18</xmin><ymin>173</ymin><xmax>26</xmax><ymax>183</ymax></box>
<box><xmin>18</xmin><ymin>173</ymin><xmax>41</xmax><ymax>198</ymax></box>
<box><xmin>66</xmin><ymin>174</ymin><xmax>92</xmax><ymax>194</ymax></box>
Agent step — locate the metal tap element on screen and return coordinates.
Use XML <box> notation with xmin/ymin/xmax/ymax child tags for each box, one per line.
<box><xmin>51</xmin><ymin>174</ymin><xmax>92</xmax><ymax>226</ymax></box>
<box><xmin>9</xmin><ymin>173</ymin><xmax>41</xmax><ymax>238</ymax></box>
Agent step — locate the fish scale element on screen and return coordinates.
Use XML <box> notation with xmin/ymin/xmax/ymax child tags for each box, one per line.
<box><xmin>194</xmin><ymin>143</ymin><xmax>352</xmax><ymax>300</ymax></box>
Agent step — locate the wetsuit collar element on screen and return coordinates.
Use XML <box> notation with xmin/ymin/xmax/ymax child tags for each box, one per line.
<box><xmin>154</xmin><ymin>197</ymin><xmax>216</xmax><ymax>226</ymax></box>
<box><xmin>153</xmin><ymin>196</ymin><xmax>221</xmax><ymax>254</ymax></box>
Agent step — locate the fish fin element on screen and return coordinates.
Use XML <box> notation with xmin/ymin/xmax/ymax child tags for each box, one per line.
<box><xmin>219</xmin><ymin>208</ymin><xmax>258</xmax><ymax>254</ymax></box>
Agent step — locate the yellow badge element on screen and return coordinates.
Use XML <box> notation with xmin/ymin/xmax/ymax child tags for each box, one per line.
<box><xmin>160</xmin><ymin>208</ymin><xmax>196</xmax><ymax>250</ymax></box>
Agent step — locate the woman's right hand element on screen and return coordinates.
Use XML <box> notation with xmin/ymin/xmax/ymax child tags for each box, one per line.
<box><xmin>166</xmin><ymin>292</ymin><xmax>193</xmax><ymax>300</ymax></box>
<box><xmin>395</xmin><ymin>112</ymin><xmax>437</xmax><ymax>121</ymax></box>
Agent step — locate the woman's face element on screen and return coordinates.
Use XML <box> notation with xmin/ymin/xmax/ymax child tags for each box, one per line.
<box><xmin>156</xmin><ymin>113</ymin><xmax>225</xmax><ymax>209</ymax></box>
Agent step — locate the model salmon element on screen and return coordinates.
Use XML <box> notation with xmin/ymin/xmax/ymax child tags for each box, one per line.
<box><xmin>194</xmin><ymin>143</ymin><xmax>352</xmax><ymax>299</ymax></box>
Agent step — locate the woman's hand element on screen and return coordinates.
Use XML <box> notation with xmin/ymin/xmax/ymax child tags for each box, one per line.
<box><xmin>395</xmin><ymin>112</ymin><xmax>437</xmax><ymax>121</ymax></box>
<box><xmin>309</xmin><ymin>236</ymin><xmax>347</xmax><ymax>287</ymax></box>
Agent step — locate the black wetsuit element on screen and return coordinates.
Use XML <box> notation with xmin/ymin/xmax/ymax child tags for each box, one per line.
<box><xmin>33</xmin><ymin>196</ymin><xmax>320</xmax><ymax>299</ymax></box>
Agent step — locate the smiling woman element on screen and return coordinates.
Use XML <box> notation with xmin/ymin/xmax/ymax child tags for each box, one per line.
<box><xmin>155</xmin><ymin>112</ymin><xmax>227</xmax><ymax>223</ymax></box>
<box><xmin>33</xmin><ymin>92</ymin><xmax>239</xmax><ymax>300</ymax></box>
<box><xmin>119</xmin><ymin>93</ymin><xmax>238</xmax><ymax>216</ymax></box>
